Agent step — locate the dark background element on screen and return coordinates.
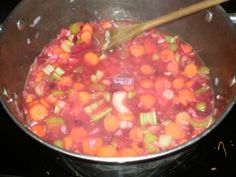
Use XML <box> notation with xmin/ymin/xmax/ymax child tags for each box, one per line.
<box><xmin>0</xmin><ymin>0</ymin><xmax>236</xmax><ymax>177</ymax></box>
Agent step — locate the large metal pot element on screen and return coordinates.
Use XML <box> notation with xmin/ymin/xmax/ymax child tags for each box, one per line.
<box><xmin>0</xmin><ymin>0</ymin><xmax>236</xmax><ymax>176</ymax></box>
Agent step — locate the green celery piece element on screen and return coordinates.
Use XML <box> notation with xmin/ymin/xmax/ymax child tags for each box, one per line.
<box><xmin>195</xmin><ymin>85</ymin><xmax>209</xmax><ymax>95</ymax></box>
<box><xmin>165</xmin><ymin>35</ymin><xmax>176</xmax><ymax>43</ymax></box>
<box><xmin>144</xmin><ymin>132</ymin><xmax>158</xmax><ymax>153</ymax></box>
<box><xmin>191</xmin><ymin>116</ymin><xmax>214</xmax><ymax>129</ymax></box>
<box><xmin>91</xmin><ymin>83</ymin><xmax>105</xmax><ymax>92</ymax></box>
<box><xmin>90</xmin><ymin>74</ymin><xmax>98</xmax><ymax>83</ymax></box>
<box><xmin>55</xmin><ymin>67</ymin><xmax>65</xmax><ymax>76</ymax></box>
<box><xmin>46</xmin><ymin>116</ymin><xmax>64</xmax><ymax>126</ymax></box>
<box><xmin>169</xmin><ymin>43</ymin><xmax>178</xmax><ymax>51</ymax></box>
<box><xmin>196</xmin><ymin>102</ymin><xmax>206</xmax><ymax>112</ymax></box>
<box><xmin>52</xmin><ymin>90</ymin><xmax>65</xmax><ymax>96</ymax></box>
<box><xmin>52</xmin><ymin>72</ymin><xmax>61</xmax><ymax>80</ymax></box>
<box><xmin>91</xmin><ymin>107</ymin><xmax>112</xmax><ymax>122</ymax></box>
<box><xmin>103</xmin><ymin>92</ymin><xmax>112</xmax><ymax>102</ymax></box>
<box><xmin>139</xmin><ymin>111</ymin><xmax>158</xmax><ymax>126</ymax></box>
<box><xmin>127</xmin><ymin>91</ymin><xmax>136</xmax><ymax>99</ymax></box>
<box><xmin>42</xmin><ymin>65</ymin><xmax>55</xmax><ymax>75</ymax></box>
<box><xmin>69</xmin><ymin>23</ymin><xmax>79</xmax><ymax>35</ymax></box>
<box><xmin>84</xmin><ymin>99</ymin><xmax>105</xmax><ymax>114</ymax></box>
<box><xmin>198</xmin><ymin>66</ymin><xmax>210</xmax><ymax>76</ymax></box>
<box><xmin>61</xmin><ymin>40</ymin><xmax>74</xmax><ymax>53</ymax></box>
<box><xmin>54</xmin><ymin>140</ymin><xmax>64</xmax><ymax>148</ymax></box>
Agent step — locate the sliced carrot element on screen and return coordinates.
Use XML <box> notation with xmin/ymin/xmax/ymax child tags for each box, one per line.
<box><xmin>31</xmin><ymin>124</ymin><xmax>46</xmax><ymax>138</ymax></box>
<box><xmin>70</xmin><ymin>127</ymin><xmax>88</xmax><ymax>144</ymax></box>
<box><xmin>26</xmin><ymin>94</ymin><xmax>33</xmax><ymax>103</ymax></box>
<box><xmin>175</xmin><ymin>89</ymin><xmax>195</xmax><ymax>106</ymax></box>
<box><xmin>154</xmin><ymin>77</ymin><xmax>171</xmax><ymax>91</ymax></box>
<box><xmin>59</xmin><ymin>76</ymin><xmax>73</xmax><ymax>87</ymax></box>
<box><xmin>144</xmin><ymin>39</ymin><xmax>156</xmax><ymax>54</ymax></box>
<box><xmin>140</xmin><ymin>79</ymin><xmax>153</xmax><ymax>89</ymax></box>
<box><xmin>102</xmin><ymin>20</ymin><xmax>112</xmax><ymax>29</ymax></box>
<box><xmin>81</xmin><ymin>31</ymin><xmax>92</xmax><ymax>43</ymax></box>
<box><xmin>131</xmin><ymin>142</ymin><xmax>144</xmax><ymax>154</ymax></box>
<box><xmin>63</xmin><ymin>136</ymin><xmax>73</xmax><ymax>150</ymax></box>
<box><xmin>29</xmin><ymin>104</ymin><xmax>48</xmax><ymax>121</ymax></box>
<box><xmin>82</xmin><ymin>23</ymin><xmax>93</xmax><ymax>33</ymax></box>
<box><xmin>73</xmin><ymin>82</ymin><xmax>85</xmax><ymax>90</ymax></box>
<box><xmin>119</xmin><ymin>113</ymin><xmax>135</xmax><ymax>121</ymax></box>
<box><xmin>164</xmin><ymin>122</ymin><xmax>186</xmax><ymax>140</ymax></box>
<box><xmin>139</xmin><ymin>94</ymin><xmax>156</xmax><ymax>109</ymax></box>
<box><xmin>84</xmin><ymin>52</ymin><xmax>99</xmax><ymax>66</ymax></box>
<box><xmin>167</xmin><ymin>61</ymin><xmax>179</xmax><ymax>74</ymax></box>
<box><xmin>104</xmin><ymin>115</ymin><xmax>119</xmax><ymax>132</ymax></box>
<box><xmin>82</xmin><ymin>137</ymin><xmax>103</xmax><ymax>156</ymax></box>
<box><xmin>77</xmin><ymin>91</ymin><xmax>90</xmax><ymax>105</ymax></box>
<box><xmin>140</xmin><ymin>64</ymin><xmax>154</xmax><ymax>75</ymax></box>
<box><xmin>120</xmin><ymin>148</ymin><xmax>137</xmax><ymax>157</ymax></box>
<box><xmin>181</xmin><ymin>43</ymin><xmax>193</xmax><ymax>53</ymax></box>
<box><xmin>46</xmin><ymin>94</ymin><xmax>58</xmax><ymax>104</ymax></box>
<box><xmin>184</xmin><ymin>63</ymin><xmax>198</xmax><ymax>78</ymax></box>
<box><xmin>129</xmin><ymin>127</ymin><xmax>144</xmax><ymax>142</ymax></box>
<box><xmin>129</xmin><ymin>44</ymin><xmax>145</xmax><ymax>57</ymax></box>
<box><xmin>185</xmin><ymin>80</ymin><xmax>195</xmax><ymax>88</ymax></box>
<box><xmin>173</xmin><ymin>77</ymin><xmax>185</xmax><ymax>89</ymax></box>
<box><xmin>96</xmin><ymin>145</ymin><xmax>118</xmax><ymax>157</ymax></box>
<box><xmin>175</xmin><ymin>112</ymin><xmax>191</xmax><ymax>125</ymax></box>
<box><xmin>160</xmin><ymin>49</ymin><xmax>174</xmax><ymax>61</ymax></box>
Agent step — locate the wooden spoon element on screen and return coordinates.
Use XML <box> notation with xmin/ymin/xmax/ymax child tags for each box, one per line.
<box><xmin>102</xmin><ymin>0</ymin><xmax>229</xmax><ymax>51</ymax></box>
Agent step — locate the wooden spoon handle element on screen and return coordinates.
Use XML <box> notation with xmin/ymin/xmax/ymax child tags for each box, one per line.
<box><xmin>140</xmin><ymin>0</ymin><xmax>229</xmax><ymax>31</ymax></box>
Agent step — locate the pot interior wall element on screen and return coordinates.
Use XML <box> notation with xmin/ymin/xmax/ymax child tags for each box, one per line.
<box><xmin>0</xmin><ymin>0</ymin><xmax>236</xmax><ymax>159</ymax></box>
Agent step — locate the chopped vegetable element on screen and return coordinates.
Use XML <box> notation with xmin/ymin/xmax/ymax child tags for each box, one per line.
<box><xmin>139</xmin><ymin>94</ymin><xmax>156</xmax><ymax>109</ymax></box>
<box><xmin>160</xmin><ymin>49</ymin><xmax>175</xmax><ymax>61</ymax></box>
<box><xmin>175</xmin><ymin>112</ymin><xmax>191</xmax><ymax>125</ymax></box>
<box><xmin>169</xmin><ymin>43</ymin><xmax>178</xmax><ymax>51</ymax></box>
<box><xmin>127</xmin><ymin>91</ymin><xmax>136</xmax><ymax>99</ymax></box>
<box><xmin>84</xmin><ymin>52</ymin><xmax>99</xmax><ymax>66</ymax></box>
<box><xmin>77</xmin><ymin>91</ymin><xmax>90</xmax><ymax>105</ymax></box>
<box><xmin>42</xmin><ymin>65</ymin><xmax>55</xmax><ymax>75</ymax></box>
<box><xmin>54</xmin><ymin>100</ymin><xmax>66</xmax><ymax>114</ymax></box>
<box><xmin>90</xmin><ymin>70</ymin><xmax>104</xmax><ymax>83</ymax></box>
<box><xmin>152</xmin><ymin>53</ymin><xmax>159</xmax><ymax>61</ymax></box>
<box><xmin>191</xmin><ymin>116</ymin><xmax>214</xmax><ymax>129</ymax></box>
<box><xmin>129</xmin><ymin>44</ymin><xmax>145</xmax><ymax>57</ymax></box>
<box><xmin>165</xmin><ymin>35</ymin><xmax>176</xmax><ymax>43</ymax></box>
<box><xmin>164</xmin><ymin>122</ymin><xmax>186</xmax><ymax>140</ymax></box>
<box><xmin>104</xmin><ymin>115</ymin><xmax>119</xmax><ymax>132</ymax></box>
<box><xmin>31</xmin><ymin>124</ymin><xmax>46</xmax><ymax>138</ymax></box>
<box><xmin>144</xmin><ymin>132</ymin><xmax>158</xmax><ymax>153</ymax></box>
<box><xmin>112</xmin><ymin>91</ymin><xmax>130</xmax><ymax>114</ymax></box>
<box><xmin>46</xmin><ymin>116</ymin><xmax>64</xmax><ymax>127</ymax></box>
<box><xmin>129</xmin><ymin>127</ymin><xmax>144</xmax><ymax>142</ymax></box>
<box><xmin>196</xmin><ymin>102</ymin><xmax>206</xmax><ymax>112</ymax></box>
<box><xmin>139</xmin><ymin>111</ymin><xmax>157</xmax><ymax>126</ymax></box>
<box><xmin>70</xmin><ymin>127</ymin><xmax>88</xmax><ymax>144</ymax></box>
<box><xmin>54</xmin><ymin>140</ymin><xmax>64</xmax><ymax>148</ymax></box>
<box><xmin>198</xmin><ymin>66</ymin><xmax>210</xmax><ymax>75</ymax></box>
<box><xmin>159</xmin><ymin>135</ymin><xmax>172</xmax><ymax>148</ymax></box>
<box><xmin>81</xmin><ymin>31</ymin><xmax>92</xmax><ymax>43</ymax></box>
<box><xmin>184</xmin><ymin>63</ymin><xmax>198</xmax><ymax>78</ymax></box>
<box><xmin>61</xmin><ymin>40</ymin><xmax>74</xmax><ymax>53</ymax></box>
<box><xmin>195</xmin><ymin>85</ymin><xmax>209</xmax><ymax>95</ymax></box>
<box><xmin>82</xmin><ymin>138</ymin><xmax>103</xmax><ymax>156</ymax></box>
<box><xmin>84</xmin><ymin>99</ymin><xmax>105</xmax><ymax>115</ymax></box>
<box><xmin>120</xmin><ymin>148</ymin><xmax>137</xmax><ymax>157</ymax></box>
<box><xmin>103</xmin><ymin>92</ymin><xmax>112</xmax><ymax>102</ymax></box>
<box><xmin>69</xmin><ymin>22</ymin><xmax>84</xmax><ymax>35</ymax></box>
<box><xmin>91</xmin><ymin>107</ymin><xmax>112</xmax><ymax>122</ymax></box>
<box><xmin>96</xmin><ymin>145</ymin><xmax>118</xmax><ymax>157</ymax></box>
<box><xmin>173</xmin><ymin>77</ymin><xmax>184</xmax><ymax>89</ymax></box>
<box><xmin>140</xmin><ymin>64</ymin><xmax>154</xmax><ymax>75</ymax></box>
<box><xmin>51</xmin><ymin>90</ymin><xmax>65</xmax><ymax>97</ymax></box>
<box><xmin>30</xmin><ymin>104</ymin><xmax>48</xmax><ymax>121</ymax></box>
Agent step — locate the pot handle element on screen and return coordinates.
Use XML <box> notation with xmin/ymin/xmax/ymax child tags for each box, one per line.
<box><xmin>229</xmin><ymin>13</ymin><xmax>236</xmax><ymax>24</ymax></box>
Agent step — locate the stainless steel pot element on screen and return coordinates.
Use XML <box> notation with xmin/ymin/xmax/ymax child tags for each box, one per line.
<box><xmin>0</xmin><ymin>0</ymin><xmax>236</xmax><ymax>176</ymax></box>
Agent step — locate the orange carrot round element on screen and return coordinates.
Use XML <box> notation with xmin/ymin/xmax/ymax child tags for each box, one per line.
<box><xmin>164</xmin><ymin>122</ymin><xmax>186</xmax><ymax>140</ymax></box>
<box><xmin>77</xmin><ymin>91</ymin><xmax>90</xmax><ymax>105</ymax></box>
<box><xmin>173</xmin><ymin>77</ymin><xmax>185</xmax><ymax>89</ymax></box>
<box><xmin>120</xmin><ymin>148</ymin><xmax>137</xmax><ymax>157</ymax></box>
<box><xmin>129</xmin><ymin>127</ymin><xmax>144</xmax><ymax>142</ymax></box>
<box><xmin>160</xmin><ymin>49</ymin><xmax>174</xmax><ymax>61</ymax></box>
<box><xmin>96</xmin><ymin>145</ymin><xmax>118</xmax><ymax>157</ymax></box>
<box><xmin>184</xmin><ymin>63</ymin><xmax>198</xmax><ymax>78</ymax></box>
<box><xmin>70</xmin><ymin>127</ymin><xmax>88</xmax><ymax>144</ymax></box>
<box><xmin>154</xmin><ymin>77</ymin><xmax>171</xmax><ymax>91</ymax></box>
<box><xmin>139</xmin><ymin>94</ymin><xmax>156</xmax><ymax>109</ymax></box>
<box><xmin>103</xmin><ymin>115</ymin><xmax>119</xmax><ymax>132</ymax></box>
<box><xmin>63</xmin><ymin>136</ymin><xmax>73</xmax><ymax>150</ymax></box>
<box><xmin>175</xmin><ymin>112</ymin><xmax>191</xmax><ymax>126</ymax></box>
<box><xmin>81</xmin><ymin>31</ymin><xmax>92</xmax><ymax>43</ymax></box>
<box><xmin>129</xmin><ymin>44</ymin><xmax>145</xmax><ymax>57</ymax></box>
<box><xmin>82</xmin><ymin>23</ymin><xmax>93</xmax><ymax>33</ymax></box>
<box><xmin>140</xmin><ymin>79</ymin><xmax>153</xmax><ymax>89</ymax></box>
<box><xmin>167</xmin><ymin>61</ymin><xmax>179</xmax><ymax>74</ymax></box>
<box><xmin>29</xmin><ymin>104</ymin><xmax>48</xmax><ymax>121</ymax></box>
<box><xmin>59</xmin><ymin>76</ymin><xmax>73</xmax><ymax>87</ymax></box>
<box><xmin>82</xmin><ymin>137</ymin><xmax>103</xmax><ymax>156</ymax></box>
<box><xmin>31</xmin><ymin>124</ymin><xmax>46</xmax><ymax>138</ymax></box>
<box><xmin>177</xmin><ymin>89</ymin><xmax>195</xmax><ymax>106</ymax></box>
<box><xmin>140</xmin><ymin>64</ymin><xmax>154</xmax><ymax>75</ymax></box>
<box><xmin>84</xmin><ymin>52</ymin><xmax>99</xmax><ymax>66</ymax></box>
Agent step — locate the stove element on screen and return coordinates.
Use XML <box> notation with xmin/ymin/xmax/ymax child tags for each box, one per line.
<box><xmin>0</xmin><ymin>1</ymin><xmax>236</xmax><ymax>177</ymax></box>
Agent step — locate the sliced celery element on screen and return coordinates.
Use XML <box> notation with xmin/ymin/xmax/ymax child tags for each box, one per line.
<box><xmin>53</xmin><ymin>140</ymin><xmax>64</xmax><ymax>148</ymax></box>
<box><xmin>198</xmin><ymin>66</ymin><xmax>210</xmax><ymax>76</ymax></box>
<box><xmin>55</xmin><ymin>67</ymin><xmax>65</xmax><ymax>76</ymax></box>
<box><xmin>195</xmin><ymin>85</ymin><xmax>209</xmax><ymax>95</ymax></box>
<box><xmin>103</xmin><ymin>92</ymin><xmax>112</xmax><ymax>102</ymax></box>
<box><xmin>159</xmin><ymin>135</ymin><xmax>172</xmax><ymax>148</ymax></box>
<box><xmin>42</xmin><ymin>65</ymin><xmax>55</xmax><ymax>75</ymax></box>
<box><xmin>144</xmin><ymin>132</ymin><xmax>158</xmax><ymax>153</ymax></box>
<box><xmin>52</xmin><ymin>90</ymin><xmax>65</xmax><ymax>96</ymax></box>
<box><xmin>90</xmin><ymin>70</ymin><xmax>104</xmax><ymax>83</ymax></box>
<box><xmin>84</xmin><ymin>99</ymin><xmax>105</xmax><ymax>114</ymax></box>
<box><xmin>196</xmin><ymin>102</ymin><xmax>206</xmax><ymax>112</ymax></box>
<box><xmin>165</xmin><ymin>35</ymin><xmax>176</xmax><ymax>43</ymax></box>
<box><xmin>91</xmin><ymin>107</ymin><xmax>112</xmax><ymax>122</ymax></box>
<box><xmin>46</xmin><ymin>116</ymin><xmax>64</xmax><ymax>126</ymax></box>
<box><xmin>191</xmin><ymin>116</ymin><xmax>214</xmax><ymax>129</ymax></box>
<box><xmin>169</xmin><ymin>43</ymin><xmax>178</xmax><ymax>51</ymax></box>
<box><xmin>69</xmin><ymin>23</ymin><xmax>79</xmax><ymax>35</ymax></box>
<box><xmin>61</xmin><ymin>40</ymin><xmax>74</xmax><ymax>53</ymax></box>
<box><xmin>127</xmin><ymin>91</ymin><xmax>136</xmax><ymax>99</ymax></box>
<box><xmin>139</xmin><ymin>111</ymin><xmax>158</xmax><ymax>126</ymax></box>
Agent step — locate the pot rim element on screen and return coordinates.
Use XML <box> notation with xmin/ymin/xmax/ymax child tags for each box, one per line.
<box><xmin>0</xmin><ymin>1</ymin><xmax>235</xmax><ymax>163</ymax></box>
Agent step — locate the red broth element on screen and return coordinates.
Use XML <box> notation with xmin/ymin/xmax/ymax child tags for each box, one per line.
<box><xmin>22</xmin><ymin>20</ymin><xmax>214</xmax><ymax>157</ymax></box>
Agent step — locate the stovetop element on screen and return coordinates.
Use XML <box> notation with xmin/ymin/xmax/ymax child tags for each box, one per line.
<box><xmin>0</xmin><ymin>1</ymin><xmax>236</xmax><ymax>177</ymax></box>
